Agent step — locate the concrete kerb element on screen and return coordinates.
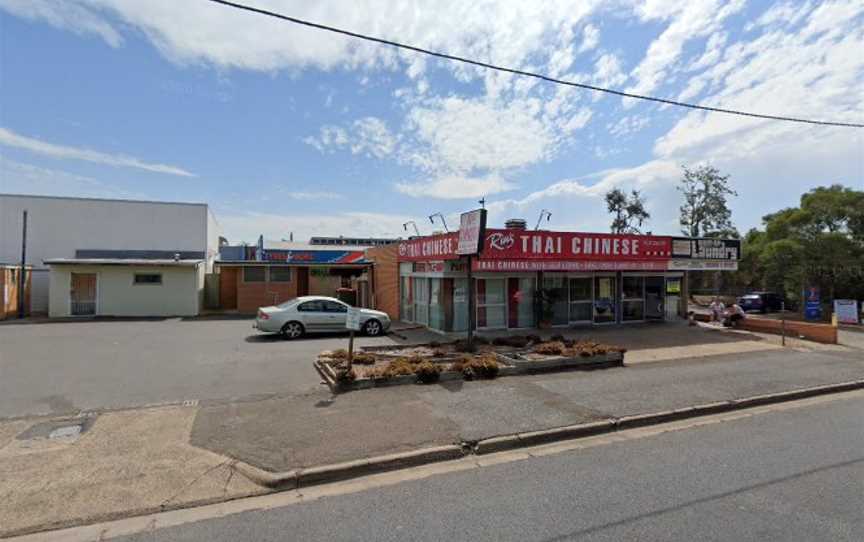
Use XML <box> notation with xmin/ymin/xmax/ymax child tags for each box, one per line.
<box><xmin>227</xmin><ymin>378</ymin><xmax>864</xmax><ymax>491</ymax></box>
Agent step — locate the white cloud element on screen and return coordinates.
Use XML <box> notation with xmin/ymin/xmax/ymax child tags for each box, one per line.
<box><xmin>578</xmin><ymin>23</ymin><xmax>600</xmax><ymax>53</ymax></box>
<box><xmin>0</xmin><ymin>0</ymin><xmax>123</xmax><ymax>47</ymax></box>
<box><xmin>0</xmin><ymin>157</ymin><xmax>149</xmax><ymax>199</ymax></box>
<box><xmin>0</xmin><ymin>127</ymin><xmax>195</xmax><ymax>177</ymax></box>
<box><xmin>304</xmin><ymin>117</ymin><xmax>395</xmax><ymax>159</ymax></box>
<box><xmin>607</xmin><ymin>115</ymin><xmax>651</xmax><ymax>137</ymax></box>
<box><xmin>395</xmin><ymin>173</ymin><xmax>514</xmax><ymax>199</ymax></box>
<box><xmin>592</xmin><ymin>53</ymin><xmax>627</xmax><ymax>87</ymax></box>
<box><xmin>625</xmin><ymin>0</ymin><xmax>745</xmax><ymax>102</ymax></box>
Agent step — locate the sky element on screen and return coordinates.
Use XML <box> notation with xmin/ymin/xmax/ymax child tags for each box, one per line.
<box><xmin>0</xmin><ymin>0</ymin><xmax>862</xmax><ymax>244</ymax></box>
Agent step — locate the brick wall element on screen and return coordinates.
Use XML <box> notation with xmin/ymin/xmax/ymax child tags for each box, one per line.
<box><xmin>365</xmin><ymin>244</ymin><xmax>399</xmax><ymax>320</ymax></box>
<box><xmin>741</xmin><ymin>317</ymin><xmax>838</xmax><ymax>344</ymax></box>
<box><xmin>219</xmin><ymin>265</ymin><xmax>300</xmax><ymax>314</ymax></box>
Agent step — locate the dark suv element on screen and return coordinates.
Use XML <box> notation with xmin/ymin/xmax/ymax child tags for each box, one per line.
<box><xmin>738</xmin><ymin>292</ymin><xmax>784</xmax><ymax>313</ymax></box>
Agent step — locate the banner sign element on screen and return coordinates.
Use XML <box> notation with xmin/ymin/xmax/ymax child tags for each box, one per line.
<box><xmin>671</xmin><ymin>237</ymin><xmax>740</xmax><ymax>260</ymax></box>
<box><xmin>262</xmin><ymin>249</ymin><xmax>367</xmax><ymax>264</ymax></box>
<box><xmin>804</xmin><ymin>286</ymin><xmax>821</xmax><ymax>320</ymax></box>
<box><xmin>398</xmin><ymin>232</ymin><xmax>459</xmax><ymax>261</ymax></box>
<box><xmin>667</xmin><ymin>259</ymin><xmax>739</xmax><ymax>271</ymax></box>
<box><xmin>480</xmin><ymin>230</ymin><xmax>671</xmax><ymax>261</ymax></box>
<box><xmin>456</xmin><ymin>209</ymin><xmax>487</xmax><ymax>256</ymax></box>
<box><xmin>833</xmin><ymin>299</ymin><xmax>859</xmax><ymax>324</ymax></box>
<box><xmin>473</xmin><ymin>259</ymin><xmax>669</xmax><ymax>272</ymax></box>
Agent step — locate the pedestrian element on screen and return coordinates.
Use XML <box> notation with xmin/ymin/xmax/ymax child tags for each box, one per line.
<box><xmin>723</xmin><ymin>303</ymin><xmax>746</xmax><ymax>328</ymax></box>
<box><xmin>709</xmin><ymin>297</ymin><xmax>725</xmax><ymax>323</ymax></box>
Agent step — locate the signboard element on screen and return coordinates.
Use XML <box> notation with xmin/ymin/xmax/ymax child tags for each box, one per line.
<box><xmin>456</xmin><ymin>209</ymin><xmax>487</xmax><ymax>255</ymax></box>
<box><xmin>398</xmin><ymin>232</ymin><xmax>459</xmax><ymax>261</ymax></box>
<box><xmin>263</xmin><ymin>249</ymin><xmax>367</xmax><ymax>264</ymax></box>
<box><xmin>667</xmin><ymin>259</ymin><xmax>739</xmax><ymax>271</ymax></box>
<box><xmin>346</xmin><ymin>307</ymin><xmax>362</xmax><ymax>331</ymax></box>
<box><xmin>473</xmin><ymin>259</ymin><xmax>668</xmax><ymax>272</ymax></box>
<box><xmin>480</xmin><ymin>230</ymin><xmax>671</xmax><ymax>261</ymax></box>
<box><xmin>834</xmin><ymin>299</ymin><xmax>859</xmax><ymax>324</ymax></box>
<box><xmin>671</xmin><ymin>237</ymin><xmax>740</xmax><ymax>260</ymax></box>
<box><xmin>804</xmin><ymin>286</ymin><xmax>821</xmax><ymax>320</ymax></box>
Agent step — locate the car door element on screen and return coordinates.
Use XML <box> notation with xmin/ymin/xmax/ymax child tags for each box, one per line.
<box><xmin>296</xmin><ymin>300</ymin><xmax>328</xmax><ymax>332</ymax></box>
<box><xmin>322</xmin><ymin>300</ymin><xmax>349</xmax><ymax>331</ymax></box>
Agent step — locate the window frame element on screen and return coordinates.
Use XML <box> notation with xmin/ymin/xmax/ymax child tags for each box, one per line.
<box><xmin>268</xmin><ymin>266</ymin><xmax>292</xmax><ymax>283</ymax></box>
<box><xmin>133</xmin><ymin>272</ymin><xmax>163</xmax><ymax>285</ymax></box>
<box><xmin>242</xmin><ymin>266</ymin><xmax>266</xmax><ymax>283</ymax></box>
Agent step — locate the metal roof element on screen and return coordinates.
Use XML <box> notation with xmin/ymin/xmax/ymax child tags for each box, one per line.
<box><xmin>44</xmin><ymin>258</ymin><xmax>203</xmax><ymax>267</ymax></box>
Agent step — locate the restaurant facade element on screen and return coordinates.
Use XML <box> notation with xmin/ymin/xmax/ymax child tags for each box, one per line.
<box><xmin>381</xmin><ymin>224</ymin><xmax>740</xmax><ymax>332</ymax></box>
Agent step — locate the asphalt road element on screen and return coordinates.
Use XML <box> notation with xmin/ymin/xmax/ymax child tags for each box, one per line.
<box><xmin>115</xmin><ymin>393</ymin><xmax>864</xmax><ymax>542</ymax></box>
<box><xmin>0</xmin><ymin>318</ymin><xmax>395</xmax><ymax>418</ymax></box>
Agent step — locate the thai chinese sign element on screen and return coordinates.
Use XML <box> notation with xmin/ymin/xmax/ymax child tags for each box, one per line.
<box><xmin>473</xmin><ymin>259</ymin><xmax>669</xmax><ymax>272</ymax></box>
<box><xmin>397</xmin><ymin>233</ymin><xmax>459</xmax><ymax>261</ymax></box>
<box><xmin>479</xmin><ymin>230</ymin><xmax>671</xmax><ymax>261</ymax></box>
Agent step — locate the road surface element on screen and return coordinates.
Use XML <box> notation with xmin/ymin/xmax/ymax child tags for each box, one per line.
<box><xmin>110</xmin><ymin>391</ymin><xmax>864</xmax><ymax>542</ymax></box>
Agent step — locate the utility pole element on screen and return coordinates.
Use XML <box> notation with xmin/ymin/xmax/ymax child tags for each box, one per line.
<box><xmin>18</xmin><ymin>210</ymin><xmax>27</xmax><ymax>318</ymax></box>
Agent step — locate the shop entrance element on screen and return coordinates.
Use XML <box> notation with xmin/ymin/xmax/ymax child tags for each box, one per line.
<box><xmin>645</xmin><ymin>276</ymin><xmax>665</xmax><ymax>320</ymax></box>
<box><xmin>593</xmin><ymin>275</ymin><xmax>617</xmax><ymax>324</ymax></box>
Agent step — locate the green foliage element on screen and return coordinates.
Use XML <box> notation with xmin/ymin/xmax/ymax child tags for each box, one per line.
<box><xmin>678</xmin><ymin>165</ymin><xmax>737</xmax><ymax>237</ymax></box>
<box><xmin>605</xmin><ymin>188</ymin><xmax>650</xmax><ymax>234</ymax></box>
<box><xmin>732</xmin><ymin>184</ymin><xmax>864</xmax><ymax>305</ymax></box>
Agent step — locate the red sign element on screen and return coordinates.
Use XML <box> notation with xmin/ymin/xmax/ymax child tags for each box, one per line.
<box><xmin>398</xmin><ymin>229</ymin><xmax>672</xmax><ymax>264</ymax></box>
<box><xmin>480</xmin><ymin>230</ymin><xmax>670</xmax><ymax>260</ymax></box>
<box><xmin>473</xmin><ymin>259</ymin><xmax>669</xmax><ymax>272</ymax></box>
<box><xmin>398</xmin><ymin>233</ymin><xmax>459</xmax><ymax>261</ymax></box>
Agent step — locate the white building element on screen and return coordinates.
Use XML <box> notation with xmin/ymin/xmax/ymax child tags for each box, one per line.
<box><xmin>0</xmin><ymin>194</ymin><xmax>220</xmax><ymax>315</ymax></box>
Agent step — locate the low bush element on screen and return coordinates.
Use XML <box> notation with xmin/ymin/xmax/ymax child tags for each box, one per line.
<box><xmin>352</xmin><ymin>351</ymin><xmax>376</xmax><ymax>365</ymax></box>
<box><xmin>336</xmin><ymin>368</ymin><xmax>356</xmax><ymax>384</ymax></box>
<box><xmin>533</xmin><ymin>341</ymin><xmax>566</xmax><ymax>355</ymax></box>
<box><xmin>526</xmin><ymin>334</ymin><xmax>542</xmax><ymax>344</ymax></box>
<box><xmin>453</xmin><ymin>339</ymin><xmax>478</xmax><ymax>353</ymax></box>
<box><xmin>452</xmin><ymin>354</ymin><xmax>499</xmax><ymax>380</ymax></box>
<box><xmin>431</xmin><ymin>348</ymin><xmax>449</xmax><ymax>358</ymax></box>
<box><xmin>414</xmin><ymin>361</ymin><xmax>442</xmax><ymax>384</ymax></box>
<box><xmin>328</xmin><ymin>349</ymin><xmax>349</xmax><ymax>360</ymax></box>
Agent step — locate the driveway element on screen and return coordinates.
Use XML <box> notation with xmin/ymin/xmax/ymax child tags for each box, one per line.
<box><xmin>0</xmin><ymin>317</ymin><xmax>397</xmax><ymax>418</ymax></box>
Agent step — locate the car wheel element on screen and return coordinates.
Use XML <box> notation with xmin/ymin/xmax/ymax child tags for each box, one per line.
<box><xmin>281</xmin><ymin>321</ymin><xmax>305</xmax><ymax>340</ymax></box>
<box><xmin>363</xmin><ymin>319</ymin><xmax>383</xmax><ymax>337</ymax></box>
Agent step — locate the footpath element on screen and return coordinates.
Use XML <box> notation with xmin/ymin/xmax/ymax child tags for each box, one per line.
<box><xmin>2</xmin><ymin>329</ymin><xmax>863</xmax><ymax>538</ymax></box>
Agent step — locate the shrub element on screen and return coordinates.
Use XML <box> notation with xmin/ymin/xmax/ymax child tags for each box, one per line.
<box><xmin>383</xmin><ymin>359</ymin><xmax>416</xmax><ymax>378</ymax></box>
<box><xmin>453</xmin><ymin>339</ymin><xmax>478</xmax><ymax>353</ymax></box>
<box><xmin>414</xmin><ymin>361</ymin><xmax>442</xmax><ymax>384</ymax></box>
<box><xmin>455</xmin><ymin>354</ymin><xmax>499</xmax><ymax>380</ymax></box>
<box><xmin>352</xmin><ymin>352</ymin><xmax>376</xmax><ymax>365</ymax></box>
<box><xmin>328</xmin><ymin>349</ymin><xmax>349</xmax><ymax>360</ymax></box>
<box><xmin>533</xmin><ymin>341</ymin><xmax>565</xmax><ymax>355</ymax></box>
<box><xmin>526</xmin><ymin>334</ymin><xmax>542</xmax><ymax>345</ymax></box>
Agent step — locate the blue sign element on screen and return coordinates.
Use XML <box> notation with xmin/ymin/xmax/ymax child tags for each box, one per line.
<box><xmin>804</xmin><ymin>286</ymin><xmax>821</xmax><ymax>320</ymax></box>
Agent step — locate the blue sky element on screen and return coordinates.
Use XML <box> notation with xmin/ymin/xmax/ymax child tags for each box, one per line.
<box><xmin>1</xmin><ymin>0</ymin><xmax>862</xmax><ymax>243</ymax></box>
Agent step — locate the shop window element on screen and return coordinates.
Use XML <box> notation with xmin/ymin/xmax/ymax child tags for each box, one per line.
<box><xmin>508</xmin><ymin>277</ymin><xmax>535</xmax><ymax>328</ymax></box>
<box><xmin>134</xmin><ymin>273</ymin><xmax>162</xmax><ymax>285</ymax></box>
<box><xmin>594</xmin><ymin>276</ymin><xmax>617</xmax><ymax>324</ymax></box>
<box><xmin>452</xmin><ymin>278</ymin><xmax>469</xmax><ymax>332</ymax></box>
<box><xmin>569</xmin><ymin>277</ymin><xmax>592</xmax><ymax>323</ymax></box>
<box><xmin>400</xmin><ymin>276</ymin><xmax>414</xmax><ymax>322</ymax></box>
<box><xmin>243</xmin><ymin>266</ymin><xmax>266</xmax><ymax>282</ymax></box>
<box><xmin>541</xmin><ymin>276</ymin><xmax>568</xmax><ymax>326</ymax></box>
<box><xmin>477</xmin><ymin>278</ymin><xmax>506</xmax><ymax>329</ymax></box>
<box><xmin>429</xmin><ymin>278</ymin><xmax>445</xmax><ymax>330</ymax></box>
<box><xmin>622</xmin><ymin>276</ymin><xmax>645</xmax><ymax>322</ymax></box>
<box><xmin>269</xmin><ymin>267</ymin><xmax>292</xmax><ymax>282</ymax></box>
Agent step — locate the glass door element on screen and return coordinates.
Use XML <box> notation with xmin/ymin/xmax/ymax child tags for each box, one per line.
<box><xmin>414</xmin><ymin>277</ymin><xmax>429</xmax><ymax>326</ymax></box>
<box><xmin>400</xmin><ymin>276</ymin><xmax>413</xmax><ymax>322</ymax></box>
<box><xmin>477</xmin><ymin>278</ymin><xmax>506</xmax><ymax>329</ymax></box>
<box><xmin>507</xmin><ymin>277</ymin><xmax>535</xmax><ymax>328</ymax></box>
<box><xmin>541</xmin><ymin>275</ymin><xmax>569</xmax><ymax>326</ymax></box>
<box><xmin>594</xmin><ymin>275</ymin><xmax>617</xmax><ymax>324</ymax></box>
<box><xmin>622</xmin><ymin>275</ymin><xmax>645</xmax><ymax>322</ymax></box>
<box><xmin>645</xmin><ymin>276</ymin><xmax>665</xmax><ymax>320</ymax></box>
<box><xmin>452</xmin><ymin>278</ymin><xmax>469</xmax><ymax>332</ymax></box>
<box><xmin>568</xmin><ymin>277</ymin><xmax>592</xmax><ymax>323</ymax></box>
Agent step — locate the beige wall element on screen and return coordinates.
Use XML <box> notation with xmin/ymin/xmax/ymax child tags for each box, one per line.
<box><xmin>49</xmin><ymin>264</ymin><xmax>202</xmax><ymax>317</ymax></box>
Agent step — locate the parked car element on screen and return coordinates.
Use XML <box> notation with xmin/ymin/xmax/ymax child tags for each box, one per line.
<box><xmin>738</xmin><ymin>292</ymin><xmax>784</xmax><ymax>313</ymax></box>
<box><xmin>254</xmin><ymin>296</ymin><xmax>391</xmax><ymax>339</ymax></box>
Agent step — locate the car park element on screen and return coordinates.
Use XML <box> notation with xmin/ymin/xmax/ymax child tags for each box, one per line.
<box><xmin>738</xmin><ymin>292</ymin><xmax>784</xmax><ymax>313</ymax></box>
<box><xmin>254</xmin><ymin>295</ymin><xmax>391</xmax><ymax>339</ymax></box>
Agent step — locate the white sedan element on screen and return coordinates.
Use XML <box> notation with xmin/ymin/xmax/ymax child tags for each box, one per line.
<box><xmin>254</xmin><ymin>296</ymin><xmax>391</xmax><ymax>339</ymax></box>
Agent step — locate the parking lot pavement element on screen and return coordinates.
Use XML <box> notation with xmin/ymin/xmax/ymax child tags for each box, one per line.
<box><xmin>0</xmin><ymin>317</ymin><xmax>397</xmax><ymax>419</ymax></box>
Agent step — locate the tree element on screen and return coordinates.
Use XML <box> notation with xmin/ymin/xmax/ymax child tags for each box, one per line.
<box><xmin>678</xmin><ymin>165</ymin><xmax>737</xmax><ymax>237</ymax></box>
<box><xmin>605</xmin><ymin>188</ymin><xmax>650</xmax><ymax>234</ymax></box>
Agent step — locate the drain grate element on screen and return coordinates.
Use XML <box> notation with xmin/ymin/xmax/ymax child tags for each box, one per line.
<box><xmin>17</xmin><ymin>416</ymin><xmax>96</xmax><ymax>442</ymax></box>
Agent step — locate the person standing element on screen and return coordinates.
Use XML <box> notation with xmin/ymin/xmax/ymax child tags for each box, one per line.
<box><xmin>709</xmin><ymin>297</ymin><xmax>725</xmax><ymax>323</ymax></box>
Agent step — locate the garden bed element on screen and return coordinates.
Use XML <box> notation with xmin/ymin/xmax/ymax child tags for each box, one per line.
<box><xmin>315</xmin><ymin>336</ymin><xmax>626</xmax><ymax>392</ymax></box>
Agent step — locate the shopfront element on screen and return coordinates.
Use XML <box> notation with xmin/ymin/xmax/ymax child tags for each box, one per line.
<box><xmin>393</xmin><ymin>228</ymin><xmax>706</xmax><ymax>332</ymax></box>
